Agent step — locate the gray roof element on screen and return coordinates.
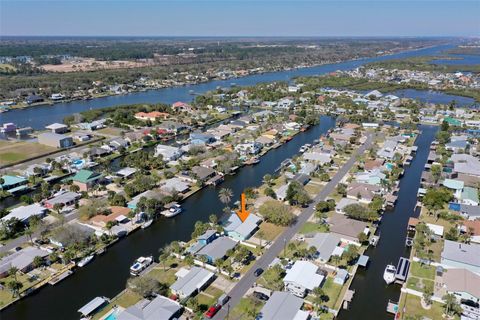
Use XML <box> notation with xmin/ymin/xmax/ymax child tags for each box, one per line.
<box><xmin>1</xmin><ymin>203</ymin><xmax>46</xmax><ymax>223</ymax></box>
<box><xmin>198</xmin><ymin>230</ymin><xmax>217</xmax><ymax>241</ymax></box>
<box><xmin>305</xmin><ymin>233</ymin><xmax>341</xmax><ymax>261</ymax></box>
<box><xmin>45</xmin><ymin>191</ymin><xmax>80</xmax><ymax>206</ymax></box>
<box><xmin>117</xmin><ymin>295</ymin><xmax>182</xmax><ymax>320</ymax></box>
<box><xmin>78</xmin><ymin>297</ymin><xmax>108</xmax><ymax>316</ymax></box>
<box><xmin>161</xmin><ymin>178</ymin><xmax>190</xmax><ymax>193</ymax></box>
<box><xmin>0</xmin><ymin>246</ymin><xmax>49</xmax><ymax>274</ymax></box>
<box><xmin>259</xmin><ymin>291</ymin><xmax>307</xmax><ymax>320</ymax></box>
<box><xmin>335</xmin><ymin>198</ymin><xmax>360</xmax><ymax>212</ymax></box>
<box><xmin>196</xmin><ymin>236</ymin><xmax>237</xmax><ymax>261</ymax></box>
<box><xmin>441</xmin><ymin>240</ymin><xmax>480</xmax><ymax>268</ymax></box>
<box><xmin>170</xmin><ymin>267</ymin><xmax>214</xmax><ymax>298</ymax></box>
<box><xmin>225</xmin><ymin>213</ymin><xmax>261</xmax><ymax>239</ymax></box>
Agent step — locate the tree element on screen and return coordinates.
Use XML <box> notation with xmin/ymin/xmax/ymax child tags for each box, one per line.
<box><xmin>263</xmin><ymin>174</ymin><xmax>273</xmax><ymax>186</ymax></box>
<box><xmin>32</xmin><ymin>256</ymin><xmax>44</xmax><ymax>268</ymax></box>
<box><xmin>158</xmin><ymin>246</ymin><xmax>171</xmax><ymax>270</ymax></box>
<box><xmin>199</xmin><ymin>255</ymin><xmax>209</xmax><ymax>267</ymax></box>
<box><xmin>430</xmin><ymin>164</ymin><xmax>442</xmax><ymax>183</ymax></box>
<box><xmin>69</xmin><ymin>184</ymin><xmax>80</xmax><ymax>193</ymax></box>
<box><xmin>110</xmin><ymin>194</ymin><xmax>127</xmax><ymax>207</ymax></box>
<box><xmin>259</xmin><ymin>200</ymin><xmax>295</xmax><ymax>226</ymax></box>
<box><xmin>422</xmin><ymin>286</ymin><xmax>433</xmax><ymax>306</ymax></box>
<box><xmin>342</xmin><ymin>245</ymin><xmax>359</xmax><ymax>264</ymax></box>
<box><xmin>337</xmin><ymin>183</ymin><xmax>347</xmax><ymax>197</ymax></box>
<box><xmin>53</xmin><ymin>203</ymin><xmax>64</xmax><ymax>214</ymax></box>
<box><xmin>186</xmin><ymin>296</ymin><xmax>199</xmax><ymax>312</ymax></box>
<box><xmin>443</xmin><ymin>293</ymin><xmax>462</xmax><ymax>317</ymax></box>
<box><xmin>7</xmin><ymin>280</ymin><xmax>23</xmax><ymax>298</ymax></box>
<box><xmin>316</xmin><ymin>200</ymin><xmax>335</xmax><ymax>213</ymax></box>
<box><xmin>20</xmin><ymin>195</ymin><xmax>33</xmax><ymax>204</ymax></box>
<box><xmin>358</xmin><ymin>232</ymin><xmax>369</xmax><ymax>244</ymax></box>
<box><xmin>285</xmin><ymin>181</ymin><xmax>311</xmax><ymax>206</ymax></box>
<box><xmin>218</xmin><ymin>188</ymin><xmax>233</xmax><ymax>207</ymax></box>
<box><xmin>423</xmin><ymin>188</ymin><xmax>453</xmax><ymax>214</ymax></box>
<box><xmin>343</xmin><ymin>204</ymin><xmax>379</xmax><ymax>221</ymax></box>
<box><xmin>8</xmin><ymin>266</ymin><xmax>19</xmax><ymax>282</ymax></box>
<box><xmin>208</xmin><ymin>214</ymin><xmax>218</xmax><ymax>226</ymax></box>
<box><xmin>127</xmin><ymin>276</ymin><xmax>165</xmax><ymax>298</ymax></box>
<box><xmin>262</xmin><ymin>265</ymin><xmax>285</xmax><ymax>291</ymax></box>
<box><xmin>264</xmin><ymin>187</ymin><xmax>277</xmax><ymax>199</ymax></box>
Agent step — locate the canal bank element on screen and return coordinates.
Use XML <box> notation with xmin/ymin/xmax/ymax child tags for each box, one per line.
<box><xmin>1</xmin><ymin>117</ymin><xmax>336</xmax><ymax>320</ymax></box>
<box><xmin>0</xmin><ymin>45</ymin><xmax>455</xmax><ymax>130</ymax></box>
<box><xmin>337</xmin><ymin>124</ymin><xmax>438</xmax><ymax>320</ymax></box>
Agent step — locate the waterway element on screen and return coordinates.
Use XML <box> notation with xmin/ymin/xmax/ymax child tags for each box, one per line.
<box><xmin>338</xmin><ymin>124</ymin><xmax>438</xmax><ymax>320</ymax></box>
<box><xmin>2</xmin><ymin>117</ymin><xmax>336</xmax><ymax>320</ymax></box>
<box><xmin>0</xmin><ymin>44</ymin><xmax>456</xmax><ymax>130</ymax></box>
<box><xmin>0</xmin><ymin>44</ymin><xmax>454</xmax><ymax>319</ymax></box>
<box><xmin>388</xmin><ymin>89</ymin><xmax>476</xmax><ymax>107</ymax></box>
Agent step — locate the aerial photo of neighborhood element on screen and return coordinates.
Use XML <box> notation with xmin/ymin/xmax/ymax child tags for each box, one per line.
<box><xmin>0</xmin><ymin>1</ymin><xmax>479</xmax><ymax>320</ymax></box>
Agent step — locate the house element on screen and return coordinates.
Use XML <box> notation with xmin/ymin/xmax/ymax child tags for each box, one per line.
<box><xmin>44</xmin><ymin>191</ymin><xmax>80</xmax><ymax>209</ymax></box>
<box><xmin>305</xmin><ymin>232</ymin><xmax>341</xmax><ymax>262</ymax></box>
<box><xmin>196</xmin><ymin>236</ymin><xmax>237</xmax><ymax>263</ymax></box>
<box><xmin>127</xmin><ymin>190</ymin><xmax>165</xmax><ymax>211</ymax></box>
<box><xmin>172</xmin><ymin>101</ymin><xmax>193</xmax><ymax>113</ymax></box>
<box><xmin>255</xmin><ymin>136</ymin><xmax>275</xmax><ymax>147</ymax></box>
<box><xmin>198</xmin><ymin>230</ymin><xmax>217</xmax><ymax>245</ymax></box>
<box><xmin>0</xmin><ymin>246</ymin><xmax>50</xmax><ymax>278</ymax></box>
<box><xmin>160</xmin><ymin>178</ymin><xmax>190</xmax><ymax>194</ymax></box>
<box><xmin>116</xmin><ymin>167</ymin><xmax>137</xmax><ymax>179</ymax></box>
<box><xmin>283</xmin><ymin>261</ymin><xmax>324</xmax><ymax>297</ymax></box>
<box><xmin>442</xmin><ymin>268</ymin><xmax>480</xmax><ymax>303</ymax></box>
<box><xmin>26</xmin><ymin>94</ymin><xmax>44</xmax><ymax>104</ymax></box>
<box><xmin>38</xmin><ymin>132</ymin><xmax>74</xmax><ymax>149</ymax></box>
<box><xmin>189</xmin><ymin>132</ymin><xmax>215</xmax><ymax>145</ymax></box>
<box><xmin>89</xmin><ymin>147</ymin><xmax>110</xmax><ymax>158</ymax></box>
<box><xmin>157</xmin><ymin>121</ymin><xmax>190</xmax><ymax>134</ymax></box>
<box><xmin>16</xmin><ymin>127</ymin><xmax>34</xmax><ymax>137</ymax></box>
<box><xmin>303</xmin><ymin>151</ymin><xmax>332</xmax><ymax>165</ymax></box>
<box><xmin>235</xmin><ymin>142</ymin><xmax>262</xmax><ymax>155</ymax></box>
<box><xmin>154</xmin><ymin>144</ymin><xmax>183</xmax><ymax>161</ymax></box>
<box><xmin>89</xmin><ymin>206</ymin><xmax>132</xmax><ymax>228</ymax></box>
<box><xmin>441</xmin><ymin>240</ymin><xmax>480</xmax><ymax>274</ymax></box>
<box><xmin>116</xmin><ymin>295</ymin><xmax>182</xmax><ymax>320</ymax></box>
<box><xmin>0</xmin><ymin>203</ymin><xmax>46</xmax><ymax>224</ymax></box>
<box><xmin>46</xmin><ymin>123</ymin><xmax>68</xmax><ymax>134</ymax></box>
<box><xmin>329</xmin><ymin>213</ymin><xmax>370</xmax><ymax>244</ymax></box>
<box><xmin>335</xmin><ymin>198</ymin><xmax>361</xmax><ymax>214</ymax></box>
<box><xmin>224</xmin><ymin>213</ymin><xmax>262</xmax><ymax>241</ymax></box>
<box><xmin>452</xmin><ymin>154</ymin><xmax>480</xmax><ymax>177</ymax></box>
<box><xmin>354</xmin><ymin>169</ymin><xmax>386</xmax><ymax>186</ymax></box>
<box><xmin>0</xmin><ymin>175</ymin><xmax>28</xmax><ymax>192</ymax></box>
<box><xmin>459</xmin><ymin>204</ymin><xmax>480</xmax><ymax>220</ymax></box>
<box><xmin>334</xmin><ymin>269</ymin><xmax>349</xmax><ymax>285</ymax></box>
<box><xmin>258</xmin><ymin>291</ymin><xmax>310</xmax><ymax>320</ymax></box>
<box><xmin>134</xmin><ymin>111</ymin><xmax>169</xmax><ymax>122</ymax></box>
<box><xmin>346</xmin><ymin>182</ymin><xmax>382</xmax><ymax>203</ymax></box>
<box><xmin>275</xmin><ymin>183</ymin><xmax>290</xmax><ymax>201</ymax></box>
<box><xmin>24</xmin><ymin>164</ymin><xmax>50</xmax><ymax>177</ymax></box>
<box><xmin>460</xmin><ymin>220</ymin><xmax>480</xmax><ymax>243</ymax></box>
<box><xmin>72</xmin><ymin>169</ymin><xmax>103</xmax><ymax>191</ymax></box>
<box><xmin>109</xmin><ymin>138</ymin><xmax>129</xmax><ymax>150</ymax></box>
<box><xmin>442</xmin><ymin>179</ymin><xmax>464</xmax><ymax>199</ymax></box>
<box><xmin>191</xmin><ymin>166</ymin><xmax>216</xmax><ymax>183</ymax></box>
<box><xmin>170</xmin><ymin>267</ymin><xmax>215</xmax><ymax>299</ymax></box>
<box><xmin>461</xmin><ymin>187</ymin><xmax>479</xmax><ymax>206</ymax></box>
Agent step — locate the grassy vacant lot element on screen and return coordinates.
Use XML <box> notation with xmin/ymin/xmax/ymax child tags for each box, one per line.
<box><xmin>257</xmin><ymin>222</ymin><xmax>285</xmax><ymax>241</ymax></box>
<box><xmin>399</xmin><ymin>293</ymin><xmax>460</xmax><ymax>320</ymax></box>
<box><xmin>96</xmin><ymin>127</ymin><xmax>125</xmax><ymax>137</ymax></box>
<box><xmin>299</xmin><ymin>222</ymin><xmax>329</xmax><ymax>234</ymax></box>
<box><xmin>410</xmin><ymin>261</ymin><xmax>435</xmax><ymax>280</ymax></box>
<box><xmin>229</xmin><ymin>296</ymin><xmax>264</xmax><ymax>320</ymax></box>
<box><xmin>0</xmin><ymin>140</ymin><xmax>56</xmax><ymax>166</ymax></box>
<box><xmin>322</xmin><ymin>277</ymin><xmax>343</xmax><ymax>309</ymax></box>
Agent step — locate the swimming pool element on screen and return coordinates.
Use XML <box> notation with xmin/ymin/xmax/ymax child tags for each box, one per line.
<box><xmin>104</xmin><ymin>311</ymin><xmax>117</xmax><ymax>320</ymax></box>
<box><xmin>72</xmin><ymin>159</ymin><xmax>85</xmax><ymax>168</ymax></box>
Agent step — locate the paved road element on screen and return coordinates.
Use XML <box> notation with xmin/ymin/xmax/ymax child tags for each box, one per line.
<box><xmin>213</xmin><ymin>133</ymin><xmax>374</xmax><ymax>320</ymax></box>
<box><xmin>0</xmin><ymin>210</ymin><xmax>79</xmax><ymax>254</ymax></box>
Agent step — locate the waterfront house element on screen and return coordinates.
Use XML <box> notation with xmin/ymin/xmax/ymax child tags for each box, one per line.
<box><xmin>235</xmin><ymin>142</ymin><xmax>262</xmax><ymax>155</ymax></box>
<box><xmin>195</xmin><ymin>236</ymin><xmax>237</xmax><ymax>263</ymax></box>
<box><xmin>160</xmin><ymin>177</ymin><xmax>190</xmax><ymax>194</ymax></box>
<box><xmin>44</xmin><ymin>191</ymin><xmax>80</xmax><ymax>210</ymax></box>
<box><xmin>0</xmin><ymin>246</ymin><xmax>50</xmax><ymax>278</ymax></box>
<box><xmin>109</xmin><ymin>137</ymin><xmax>129</xmax><ymax>150</ymax></box>
<box><xmin>329</xmin><ymin>213</ymin><xmax>370</xmax><ymax>245</ymax></box>
<box><xmin>191</xmin><ymin>166</ymin><xmax>216</xmax><ymax>183</ymax></box>
<box><xmin>306</xmin><ymin>232</ymin><xmax>342</xmax><ymax>263</ymax></box>
<box><xmin>46</xmin><ymin>123</ymin><xmax>68</xmax><ymax>134</ymax></box>
<box><xmin>24</xmin><ymin>163</ymin><xmax>50</xmax><ymax>177</ymax></box>
<box><xmin>189</xmin><ymin>132</ymin><xmax>216</xmax><ymax>145</ymax></box>
<box><xmin>72</xmin><ymin>169</ymin><xmax>103</xmax><ymax>191</ymax></box>
<box><xmin>442</xmin><ymin>179</ymin><xmax>464</xmax><ymax>199</ymax></box>
<box><xmin>346</xmin><ymin>182</ymin><xmax>382</xmax><ymax>203</ymax></box>
<box><xmin>116</xmin><ymin>295</ymin><xmax>182</xmax><ymax>320</ymax></box>
<box><xmin>26</xmin><ymin>94</ymin><xmax>44</xmax><ymax>104</ymax></box>
<box><xmin>116</xmin><ymin>167</ymin><xmax>137</xmax><ymax>178</ymax></box>
<box><xmin>157</xmin><ymin>121</ymin><xmax>190</xmax><ymax>134</ymax></box>
<box><xmin>172</xmin><ymin>101</ymin><xmax>194</xmax><ymax>113</ymax></box>
<box><xmin>303</xmin><ymin>150</ymin><xmax>332</xmax><ymax>165</ymax></box>
<box><xmin>334</xmin><ymin>269</ymin><xmax>349</xmax><ymax>285</ymax></box>
<box><xmin>283</xmin><ymin>261</ymin><xmax>324</xmax><ymax>297</ymax></box>
<box><xmin>134</xmin><ymin>111</ymin><xmax>169</xmax><ymax>122</ymax></box>
<box><xmin>451</xmin><ymin>154</ymin><xmax>480</xmax><ymax>177</ymax></box>
<box><xmin>154</xmin><ymin>144</ymin><xmax>183</xmax><ymax>161</ymax></box>
<box><xmin>89</xmin><ymin>206</ymin><xmax>132</xmax><ymax>228</ymax></box>
<box><xmin>170</xmin><ymin>266</ymin><xmax>215</xmax><ymax>299</ymax></box>
<box><xmin>38</xmin><ymin>132</ymin><xmax>74</xmax><ymax>149</ymax></box>
<box><xmin>441</xmin><ymin>240</ymin><xmax>480</xmax><ymax>274</ymax></box>
<box><xmin>441</xmin><ymin>268</ymin><xmax>480</xmax><ymax>303</ymax></box>
<box><xmin>0</xmin><ymin>175</ymin><xmax>28</xmax><ymax>192</ymax></box>
<box><xmin>224</xmin><ymin>213</ymin><xmax>262</xmax><ymax>241</ymax></box>
<box><xmin>0</xmin><ymin>203</ymin><xmax>46</xmax><ymax>224</ymax></box>
<box><xmin>335</xmin><ymin>198</ymin><xmax>361</xmax><ymax>215</ymax></box>
<box><xmin>259</xmin><ymin>291</ymin><xmax>310</xmax><ymax>320</ymax></box>
<box><xmin>127</xmin><ymin>189</ymin><xmax>166</xmax><ymax>211</ymax></box>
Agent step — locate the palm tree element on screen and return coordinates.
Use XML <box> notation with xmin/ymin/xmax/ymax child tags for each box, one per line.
<box><xmin>443</xmin><ymin>293</ymin><xmax>461</xmax><ymax>317</ymax></box>
<box><xmin>8</xmin><ymin>267</ymin><xmax>19</xmax><ymax>282</ymax></box>
<box><xmin>7</xmin><ymin>280</ymin><xmax>23</xmax><ymax>298</ymax></box>
<box><xmin>218</xmin><ymin>188</ymin><xmax>233</xmax><ymax>207</ymax></box>
<box><xmin>158</xmin><ymin>246</ymin><xmax>171</xmax><ymax>270</ymax></box>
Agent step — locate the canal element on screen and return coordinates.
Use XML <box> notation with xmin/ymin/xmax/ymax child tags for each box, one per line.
<box><xmin>2</xmin><ymin>117</ymin><xmax>336</xmax><ymax>320</ymax></box>
<box><xmin>0</xmin><ymin>44</ymin><xmax>456</xmax><ymax>130</ymax></box>
<box><xmin>338</xmin><ymin>124</ymin><xmax>438</xmax><ymax>320</ymax></box>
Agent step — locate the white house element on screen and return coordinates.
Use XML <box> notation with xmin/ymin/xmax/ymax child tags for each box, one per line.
<box><xmin>283</xmin><ymin>260</ymin><xmax>324</xmax><ymax>297</ymax></box>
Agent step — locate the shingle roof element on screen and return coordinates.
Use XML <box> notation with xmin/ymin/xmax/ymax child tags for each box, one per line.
<box><xmin>170</xmin><ymin>267</ymin><xmax>214</xmax><ymax>298</ymax></box>
<box><xmin>259</xmin><ymin>292</ymin><xmax>307</xmax><ymax>320</ymax></box>
<box><xmin>283</xmin><ymin>261</ymin><xmax>324</xmax><ymax>290</ymax></box>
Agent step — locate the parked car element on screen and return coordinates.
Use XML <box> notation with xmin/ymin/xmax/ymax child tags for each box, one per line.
<box><xmin>254</xmin><ymin>268</ymin><xmax>264</xmax><ymax>276</ymax></box>
<box><xmin>204</xmin><ymin>304</ymin><xmax>221</xmax><ymax>319</ymax></box>
<box><xmin>217</xmin><ymin>293</ymin><xmax>230</xmax><ymax>306</ymax></box>
<box><xmin>253</xmin><ymin>291</ymin><xmax>269</xmax><ymax>301</ymax></box>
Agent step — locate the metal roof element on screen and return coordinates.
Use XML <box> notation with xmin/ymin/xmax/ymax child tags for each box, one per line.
<box><xmin>78</xmin><ymin>296</ymin><xmax>108</xmax><ymax>316</ymax></box>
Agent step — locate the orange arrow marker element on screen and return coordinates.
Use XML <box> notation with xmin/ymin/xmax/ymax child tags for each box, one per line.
<box><xmin>236</xmin><ymin>193</ymin><xmax>250</xmax><ymax>222</ymax></box>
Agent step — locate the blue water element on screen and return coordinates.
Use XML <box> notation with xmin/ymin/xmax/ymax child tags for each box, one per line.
<box><xmin>104</xmin><ymin>312</ymin><xmax>117</xmax><ymax>320</ymax></box>
<box><xmin>0</xmin><ymin>44</ymin><xmax>459</xmax><ymax>129</ymax></box>
<box><xmin>388</xmin><ymin>89</ymin><xmax>476</xmax><ymax>107</ymax></box>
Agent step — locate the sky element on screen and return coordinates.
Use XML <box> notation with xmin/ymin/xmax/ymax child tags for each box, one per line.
<box><xmin>1</xmin><ymin>1</ymin><xmax>479</xmax><ymax>37</ymax></box>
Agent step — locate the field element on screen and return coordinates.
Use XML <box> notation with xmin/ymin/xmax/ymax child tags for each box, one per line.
<box><xmin>0</xmin><ymin>140</ymin><xmax>56</xmax><ymax>166</ymax></box>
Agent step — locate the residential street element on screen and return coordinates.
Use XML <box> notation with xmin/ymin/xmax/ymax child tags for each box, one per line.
<box><xmin>212</xmin><ymin>133</ymin><xmax>374</xmax><ymax>320</ymax></box>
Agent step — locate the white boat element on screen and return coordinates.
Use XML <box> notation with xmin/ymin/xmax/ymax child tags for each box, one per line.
<box><xmin>130</xmin><ymin>256</ymin><xmax>153</xmax><ymax>276</ymax></box>
<box><xmin>299</xmin><ymin>146</ymin><xmax>307</xmax><ymax>153</ymax></box>
<box><xmin>383</xmin><ymin>264</ymin><xmax>397</xmax><ymax>285</ymax></box>
<box><xmin>141</xmin><ymin>219</ymin><xmax>153</xmax><ymax>229</ymax></box>
<box><xmin>162</xmin><ymin>203</ymin><xmax>182</xmax><ymax>218</ymax></box>
<box><xmin>77</xmin><ymin>255</ymin><xmax>94</xmax><ymax>267</ymax></box>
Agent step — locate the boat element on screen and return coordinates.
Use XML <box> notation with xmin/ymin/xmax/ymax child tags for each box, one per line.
<box><xmin>383</xmin><ymin>264</ymin><xmax>397</xmax><ymax>284</ymax></box>
<box><xmin>130</xmin><ymin>256</ymin><xmax>153</xmax><ymax>276</ymax></box>
<box><xmin>370</xmin><ymin>235</ymin><xmax>380</xmax><ymax>247</ymax></box>
<box><xmin>162</xmin><ymin>203</ymin><xmax>182</xmax><ymax>218</ymax></box>
<box><xmin>245</xmin><ymin>157</ymin><xmax>260</xmax><ymax>165</ymax></box>
<box><xmin>141</xmin><ymin>219</ymin><xmax>153</xmax><ymax>229</ymax></box>
<box><xmin>77</xmin><ymin>255</ymin><xmax>94</xmax><ymax>267</ymax></box>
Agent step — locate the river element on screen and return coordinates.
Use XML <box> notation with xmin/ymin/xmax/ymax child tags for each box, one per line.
<box><xmin>0</xmin><ymin>44</ymin><xmax>457</xmax><ymax>130</ymax></box>
<box><xmin>0</xmin><ymin>44</ymin><xmax>452</xmax><ymax>320</ymax></box>
<box><xmin>338</xmin><ymin>124</ymin><xmax>438</xmax><ymax>320</ymax></box>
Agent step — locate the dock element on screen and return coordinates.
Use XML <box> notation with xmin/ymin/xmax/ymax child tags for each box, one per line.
<box><xmin>386</xmin><ymin>300</ymin><xmax>399</xmax><ymax>314</ymax></box>
<box><xmin>48</xmin><ymin>270</ymin><xmax>73</xmax><ymax>285</ymax></box>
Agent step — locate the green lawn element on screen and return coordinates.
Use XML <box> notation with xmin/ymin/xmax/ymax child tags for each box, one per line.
<box><xmin>148</xmin><ymin>266</ymin><xmax>178</xmax><ymax>285</ymax></box>
<box><xmin>229</xmin><ymin>296</ymin><xmax>264</xmax><ymax>320</ymax></box>
<box><xmin>410</xmin><ymin>261</ymin><xmax>435</xmax><ymax>280</ymax></box>
<box><xmin>322</xmin><ymin>277</ymin><xmax>343</xmax><ymax>309</ymax></box>
<box><xmin>400</xmin><ymin>294</ymin><xmax>460</xmax><ymax>320</ymax></box>
<box><xmin>299</xmin><ymin>222</ymin><xmax>329</xmax><ymax>234</ymax></box>
<box><xmin>256</xmin><ymin>222</ymin><xmax>285</xmax><ymax>241</ymax></box>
